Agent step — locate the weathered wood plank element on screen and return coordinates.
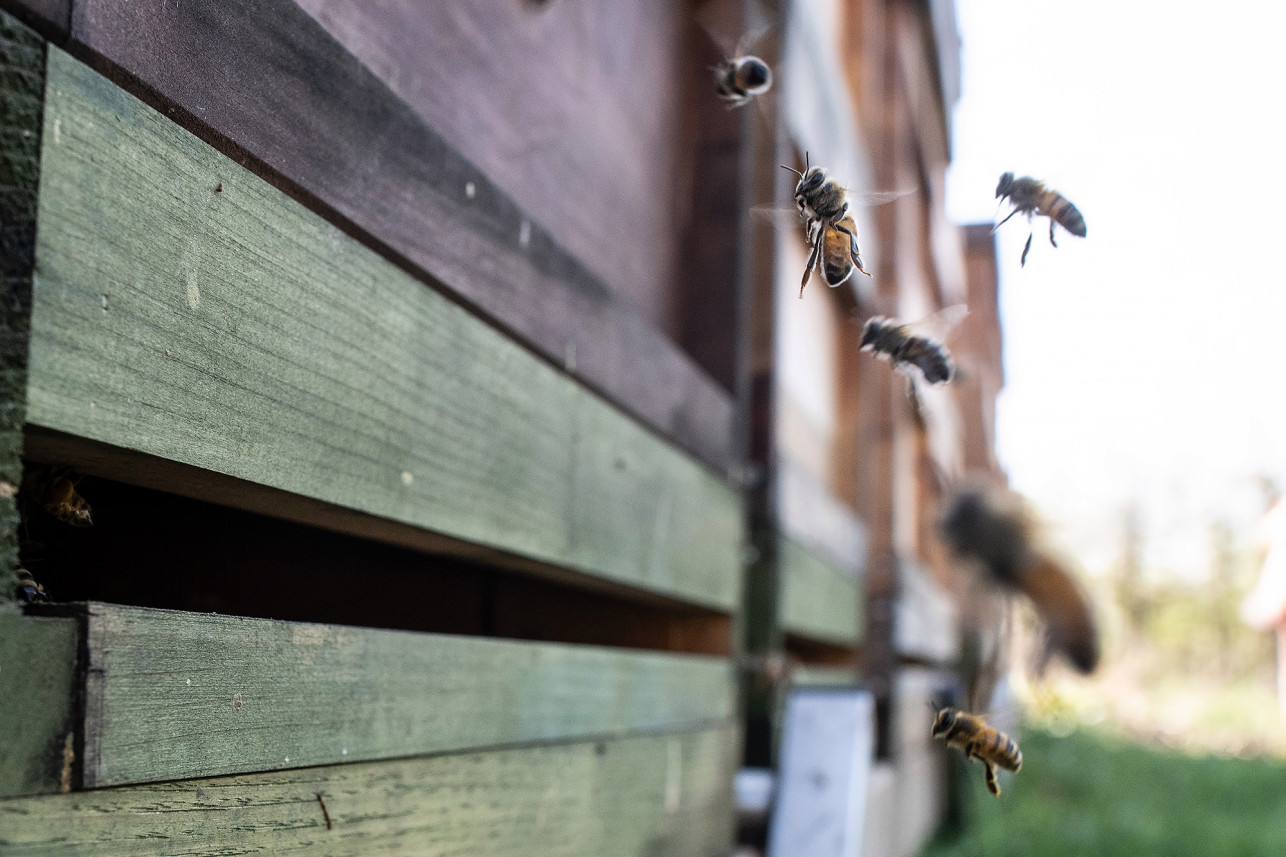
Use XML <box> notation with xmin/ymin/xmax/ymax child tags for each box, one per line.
<box><xmin>62</xmin><ymin>0</ymin><xmax>734</xmax><ymax>472</ymax></box>
<box><xmin>778</xmin><ymin>536</ymin><xmax>862</xmax><ymax>646</ymax></box>
<box><xmin>0</xmin><ymin>726</ymin><xmax>738</xmax><ymax>857</ymax></box>
<box><xmin>27</xmin><ymin>49</ymin><xmax>741</xmax><ymax>611</ymax></box>
<box><xmin>0</xmin><ymin>612</ymin><xmax>79</xmax><ymax>796</ymax></box>
<box><xmin>0</xmin><ymin>8</ymin><xmax>44</xmax><ymax>607</ymax></box>
<box><xmin>75</xmin><ymin>603</ymin><xmax>733</xmax><ymax>788</ymax></box>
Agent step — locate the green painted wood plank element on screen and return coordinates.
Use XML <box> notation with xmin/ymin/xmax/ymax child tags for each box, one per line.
<box><xmin>0</xmin><ymin>726</ymin><xmax>737</xmax><ymax>857</ymax></box>
<box><xmin>75</xmin><ymin>602</ymin><xmax>733</xmax><ymax>788</ymax></box>
<box><xmin>779</xmin><ymin>536</ymin><xmax>862</xmax><ymax>646</ymax></box>
<box><xmin>0</xmin><ymin>10</ymin><xmax>47</xmax><ymax>607</ymax></box>
<box><xmin>25</xmin><ymin>48</ymin><xmax>741</xmax><ymax>611</ymax></box>
<box><xmin>0</xmin><ymin>612</ymin><xmax>79</xmax><ymax>796</ymax></box>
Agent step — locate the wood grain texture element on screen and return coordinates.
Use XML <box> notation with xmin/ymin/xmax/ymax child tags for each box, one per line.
<box><xmin>76</xmin><ymin>603</ymin><xmax>734</xmax><ymax>788</ymax></box>
<box><xmin>294</xmin><ymin>1</ymin><xmax>686</xmax><ymax>335</ymax></box>
<box><xmin>75</xmin><ymin>604</ymin><xmax>740</xmax><ymax>782</ymax></box>
<box><xmin>27</xmin><ymin>49</ymin><xmax>741</xmax><ymax>611</ymax></box>
<box><xmin>0</xmin><ymin>0</ymin><xmax>68</xmax><ymax>39</ymax></box>
<box><xmin>778</xmin><ymin>536</ymin><xmax>863</xmax><ymax>646</ymax></box>
<box><xmin>0</xmin><ymin>612</ymin><xmax>79</xmax><ymax>796</ymax></box>
<box><xmin>63</xmin><ymin>0</ymin><xmax>734</xmax><ymax>472</ymax></box>
<box><xmin>0</xmin><ymin>8</ymin><xmax>44</xmax><ymax>606</ymax></box>
<box><xmin>0</xmin><ymin>726</ymin><xmax>738</xmax><ymax>856</ymax></box>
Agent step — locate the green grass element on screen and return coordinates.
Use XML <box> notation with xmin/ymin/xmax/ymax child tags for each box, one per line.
<box><xmin>921</xmin><ymin>725</ymin><xmax>1286</xmax><ymax>857</ymax></box>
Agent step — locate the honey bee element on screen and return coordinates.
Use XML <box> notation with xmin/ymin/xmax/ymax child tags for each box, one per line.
<box><xmin>859</xmin><ymin>306</ymin><xmax>967</xmax><ymax>385</ymax></box>
<box><xmin>24</xmin><ymin>466</ymin><xmax>93</xmax><ymax>527</ymax></box>
<box><xmin>931</xmin><ymin>706</ymin><xmax>1023</xmax><ymax>797</ymax></box>
<box><xmin>994</xmin><ymin>172</ymin><xmax>1086</xmax><ymax>266</ymax></box>
<box><xmin>712</xmin><ymin>54</ymin><xmax>773</xmax><ymax>108</ymax></box>
<box><xmin>14</xmin><ymin>568</ymin><xmax>49</xmax><ymax>604</ymax></box>
<box><xmin>940</xmin><ymin>482</ymin><xmax>1100</xmax><ymax>673</ymax></box>
<box><xmin>781</xmin><ymin>157</ymin><xmax>870</xmax><ymax>297</ymax></box>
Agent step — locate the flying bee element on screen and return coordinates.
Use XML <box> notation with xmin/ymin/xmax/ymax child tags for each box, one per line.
<box><xmin>698</xmin><ymin>3</ymin><xmax>774</xmax><ymax>109</ymax></box>
<box><xmin>931</xmin><ymin>706</ymin><xmax>1023</xmax><ymax>797</ymax></box>
<box><xmin>859</xmin><ymin>305</ymin><xmax>967</xmax><ymax>385</ymax></box>
<box><xmin>23</xmin><ymin>465</ymin><xmax>93</xmax><ymax>527</ymax></box>
<box><xmin>780</xmin><ymin>155</ymin><xmax>912</xmax><ymax>297</ymax></box>
<box><xmin>940</xmin><ymin>482</ymin><xmax>1101</xmax><ymax>674</ymax></box>
<box><xmin>712</xmin><ymin>54</ymin><xmax>773</xmax><ymax>108</ymax></box>
<box><xmin>14</xmin><ymin>568</ymin><xmax>49</xmax><ymax>604</ymax></box>
<box><xmin>994</xmin><ymin>172</ymin><xmax>1086</xmax><ymax>267</ymax></box>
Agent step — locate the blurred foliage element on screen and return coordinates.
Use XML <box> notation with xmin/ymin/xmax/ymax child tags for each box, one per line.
<box><xmin>921</xmin><ymin>725</ymin><xmax>1286</xmax><ymax>857</ymax></box>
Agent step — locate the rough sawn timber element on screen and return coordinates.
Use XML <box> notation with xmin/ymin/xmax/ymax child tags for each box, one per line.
<box><xmin>0</xmin><ymin>725</ymin><xmax>738</xmax><ymax>856</ymax></box>
<box><xmin>74</xmin><ymin>603</ymin><xmax>734</xmax><ymax>788</ymax></box>
<box><xmin>27</xmin><ymin>48</ymin><xmax>741</xmax><ymax>611</ymax></box>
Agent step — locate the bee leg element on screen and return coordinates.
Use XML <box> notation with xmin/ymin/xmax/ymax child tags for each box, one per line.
<box><xmin>801</xmin><ymin>225</ymin><xmax>823</xmax><ymax>298</ymax></box>
<box><xmin>993</xmin><ymin>207</ymin><xmax>1020</xmax><ymax>232</ymax></box>
<box><xmin>983</xmin><ymin>761</ymin><xmax>1001</xmax><ymax>796</ymax></box>
<box><xmin>1049</xmin><ymin>219</ymin><xmax>1058</xmax><ymax>248</ymax></box>
<box><xmin>836</xmin><ymin>222</ymin><xmax>872</xmax><ymax>278</ymax></box>
<box><xmin>1020</xmin><ymin>232</ymin><xmax>1033</xmax><ymax>267</ymax></box>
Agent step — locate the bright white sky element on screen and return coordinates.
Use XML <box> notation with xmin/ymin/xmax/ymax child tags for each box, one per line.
<box><xmin>946</xmin><ymin>0</ymin><xmax>1286</xmax><ymax>578</ymax></box>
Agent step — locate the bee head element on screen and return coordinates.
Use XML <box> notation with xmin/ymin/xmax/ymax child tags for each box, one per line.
<box><xmin>995</xmin><ymin>172</ymin><xmax>1015</xmax><ymax>199</ymax></box>
<box><xmin>930</xmin><ymin>707</ymin><xmax>956</xmax><ymax>738</ymax></box>
<box><xmin>859</xmin><ymin>317</ymin><xmax>885</xmax><ymax>351</ymax></box>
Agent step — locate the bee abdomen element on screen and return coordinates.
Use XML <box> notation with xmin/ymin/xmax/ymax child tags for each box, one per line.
<box><xmin>1046</xmin><ymin>195</ymin><xmax>1086</xmax><ymax>237</ymax></box>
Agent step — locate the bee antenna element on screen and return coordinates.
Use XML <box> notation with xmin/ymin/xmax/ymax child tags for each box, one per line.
<box><xmin>779</xmin><ymin>164</ymin><xmax>805</xmax><ymax>178</ymax></box>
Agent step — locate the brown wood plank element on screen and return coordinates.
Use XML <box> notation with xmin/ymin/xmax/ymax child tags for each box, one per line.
<box><xmin>0</xmin><ymin>726</ymin><xmax>738</xmax><ymax>856</ymax></box>
<box><xmin>28</xmin><ymin>48</ymin><xmax>742</xmax><ymax>611</ymax></box>
<box><xmin>0</xmin><ymin>611</ymin><xmax>79</xmax><ymax>796</ymax></box>
<box><xmin>73</xmin><ymin>603</ymin><xmax>734</xmax><ymax>788</ymax></box>
<box><xmin>294</xmin><ymin>1</ymin><xmax>688</xmax><ymax>338</ymax></box>
<box><xmin>60</xmin><ymin>0</ymin><xmax>734</xmax><ymax>472</ymax></box>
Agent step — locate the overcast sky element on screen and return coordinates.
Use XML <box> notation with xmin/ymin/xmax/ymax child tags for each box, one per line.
<box><xmin>946</xmin><ymin>0</ymin><xmax>1286</xmax><ymax>577</ymax></box>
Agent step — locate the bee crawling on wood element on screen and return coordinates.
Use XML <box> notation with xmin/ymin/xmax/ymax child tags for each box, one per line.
<box><xmin>23</xmin><ymin>465</ymin><xmax>94</xmax><ymax>528</ymax></box>
<box><xmin>994</xmin><ymin>172</ymin><xmax>1086</xmax><ymax>266</ymax></box>
<box><xmin>14</xmin><ymin>568</ymin><xmax>49</xmax><ymax>604</ymax></box>
<box><xmin>859</xmin><ymin>305</ymin><xmax>967</xmax><ymax>386</ymax></box>
<box><xmin>931</xmin><ymin>704</ymin><xmax>1023</xmax><ymax>797</ymax></box>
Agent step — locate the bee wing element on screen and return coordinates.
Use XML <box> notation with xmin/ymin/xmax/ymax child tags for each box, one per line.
<box><xmin>905</xmin><ymin>303</ymin><xmax>969</xmax><ymax>341</ymax></box>
<box><xmin>696</xmin><ymin>0</ymin><xmax>774</xmax><ymax>57</ymax></box>
<box><xmin>849</xmin><ymin>187</ymin><xmax>918</xmax><ymax>207</ymax></box>
<box><xmin>750</xmin><ymin>202</ymin><xmax>807</xmax><ymax>227</ymax></box>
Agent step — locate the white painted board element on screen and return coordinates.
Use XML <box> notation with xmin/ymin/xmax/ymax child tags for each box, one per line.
<box><xmin>767</xmin><ymin>688</ymin><xmax>876</xmax><ymax>857</ymax></box>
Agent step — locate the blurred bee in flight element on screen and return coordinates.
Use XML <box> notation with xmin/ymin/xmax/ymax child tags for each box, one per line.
<box><xmin>994</xmin><ymin>172</ymin><xmax>1086</xmax><ymax>267</ymax></box>
<box><xmin>712</xmin><ymin>53</ymin><xmax>772</xmax><ymax>108</ymax></box>
<box><xmin>930</xmin><ymin>704</ymin><xmax>1023</xmax><ymax>797</ymax></box>
<box><xmin>859</xmin><ymin>305</ymin><xmax>967</xmax><ymax>386</ymax></box>
<box><xmin>699</xmin><ymin>2</ymin><xmax>774</xmax><ymax>109</ymax></box>
<box><xmin>940</xmin><ymin>481</ymin><xmax>1100</xmax><ymax>674</ymax></box>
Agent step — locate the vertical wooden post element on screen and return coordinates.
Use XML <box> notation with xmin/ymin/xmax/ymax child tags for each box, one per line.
<box><xmin>737</xmin><ymin>0</ymin><xmax>786</xmax><ymax>770</ymax></box>
<box><xmin>0</xmin><ymin>9</ymin><xmax>46</xmax><ymax>609</ymax></box>
<box><xmin>853</xmin><ymin>0</ymin><xmax>902</xmax><ymax>759</ymax></box>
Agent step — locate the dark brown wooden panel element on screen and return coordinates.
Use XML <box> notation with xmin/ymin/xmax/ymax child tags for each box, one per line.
<box><xmin>0</xmin><ymin>0</ymin><xmax>67</xmax><ymax>39</ymax></box>
<box><xmin>54</xmin><ymin>0</ymin><xmax>732</xmax><ymax>472</ymax></box>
